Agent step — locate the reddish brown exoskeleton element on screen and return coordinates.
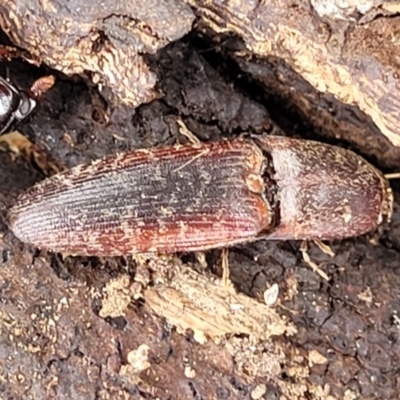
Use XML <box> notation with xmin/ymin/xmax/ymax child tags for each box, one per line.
<box><xmin>8</xmin><ymin>135</ymin><xmax>393</xmax><ymax>256</ymax></box>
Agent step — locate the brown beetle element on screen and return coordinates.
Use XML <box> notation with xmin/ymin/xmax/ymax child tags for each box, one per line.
<box><xmin>8</xmin><ymin>135</ymin><xmax>393</xmax><ymax>256</ymax></box>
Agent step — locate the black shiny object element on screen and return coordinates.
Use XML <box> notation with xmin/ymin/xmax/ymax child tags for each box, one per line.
<box><xmin>0</xmin><ymin>76</ymin><xmax>36</xmax><ymax>134</ymax></box>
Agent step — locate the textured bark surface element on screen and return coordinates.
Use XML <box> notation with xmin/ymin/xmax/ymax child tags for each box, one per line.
<box><xmin>0</xmin><ymin>0</ymin><xmax>194</xmax><ymax>107</ymax></box>
<box><xmin>189</xmin><ymin>0</ymin><xmax>400</xmax><ymax>147</ymax></box>
<box><xmin>1</xmin><ymin>0</ymin><xmax>400</xmax><ymax>399</ymax></box>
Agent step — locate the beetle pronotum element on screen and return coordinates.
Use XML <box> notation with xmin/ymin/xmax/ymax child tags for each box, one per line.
<box><xmin>8</xmin><ymin>135</ymin><xmax>393</xmax><ymax>256</ymax></box>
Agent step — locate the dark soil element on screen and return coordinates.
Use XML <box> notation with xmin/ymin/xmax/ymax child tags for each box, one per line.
<box><xmin>1</xmin><ymin>30</ymin><xmax>400</xmax><ymax>399</ymax></box>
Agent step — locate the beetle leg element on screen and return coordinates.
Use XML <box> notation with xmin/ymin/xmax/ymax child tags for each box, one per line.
<box><xmin>300</xmin><ymin>241</ymin><xmax>330</xmax><ymax>281</ymax></box>
<box><xmin>314</xmin><ymin>239</ymin><xmax>335</xmax><ymax>257</ymax></box>
<box><xmin>176</xmin><ymin>119</ymin><xmax>201</xmax><ymax>145</ymax></box>
<box><xmin>220</xmin><ymin>248</ymin><xmax>231</xmax><ymax>287</ymax></box>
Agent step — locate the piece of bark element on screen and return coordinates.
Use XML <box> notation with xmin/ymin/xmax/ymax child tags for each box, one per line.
<box><xmin>233</xmin><ymin>55</ymin><xmax>400</xmax><ymax>171</ymax></box>
<box><xmin>0</xmin><ymin>0</ymin><xmax>194</xmax><ymax>107</ymax></box>
<box><xmin>0</xmin><ymin>131</ymin><xmax>64</xmax><ymax>176</ymax></box>
<box><xmin>189</xmin><ymin>0</ymin><xmax>400</xmax><ymax>147</ymax></box>
<box><xmin>310</xmin><ymin>0</ymin><xmax>400</xmax><ymax>22</ymax></box>
<box><xmin>142</xmin><ymin>260</ymin><xmax>296</xmax><ymax>343</ymax></box>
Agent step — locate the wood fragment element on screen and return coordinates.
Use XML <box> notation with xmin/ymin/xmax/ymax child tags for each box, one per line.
<box><xmin>0</xmin><ymin>0</ymin><xmax>195</xmax><ymax>107</ymax></box>
<box><xmin>189</xmin><ymin>0</ymin><xmax>400</xmax><ymax>147</ymax></box>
